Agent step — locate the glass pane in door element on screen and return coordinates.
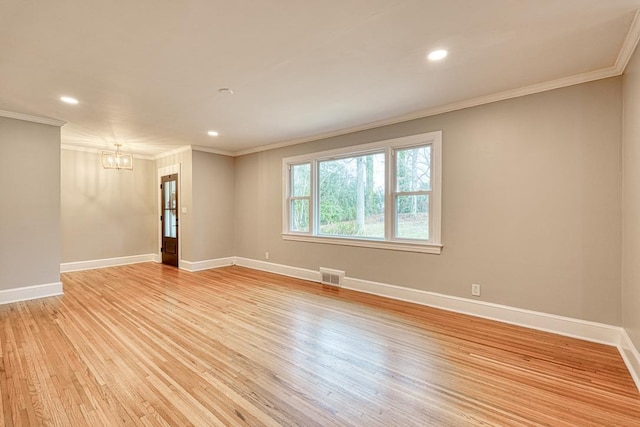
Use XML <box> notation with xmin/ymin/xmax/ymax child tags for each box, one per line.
<box><xmin>164</xmin><ymin>180</ymin><xmax>177</xmax><ymax>238</ymax></box>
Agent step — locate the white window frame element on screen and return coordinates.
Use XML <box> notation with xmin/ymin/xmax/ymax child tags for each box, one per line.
<box><xmin>288</xmin><ymin>162</ymin><xmax>312</xmax><ymax>233</ymax></box>
<box><xmin>282</xmin><ymin>131</ymin><xmax>442</xmax><ymax>254</ymax></box>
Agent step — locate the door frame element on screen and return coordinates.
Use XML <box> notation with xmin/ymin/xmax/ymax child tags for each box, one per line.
<box><xmin>157</xmin><ymin>164</ymin><xmax>181</xmax><ymax>265</ymax></box>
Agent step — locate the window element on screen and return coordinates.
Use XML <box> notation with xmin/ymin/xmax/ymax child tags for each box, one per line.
<box><xmin>319</xmin><ymin>152</ymin><xmax>385</xmax><ymax>239</ymax></box>
<box><xmin>290</xmin><ymin>163</ymin><xmax>310</xmax><ymax>232</ymax></box>
<box><xmin>394</xmin><ymin>145</ymin><xmax>431</xmax><ymax>240</ymax></box>
<box><xmin>283</xmin><ymin>131</ymin><xmax>442</xmax><ymax>254</ymax></box>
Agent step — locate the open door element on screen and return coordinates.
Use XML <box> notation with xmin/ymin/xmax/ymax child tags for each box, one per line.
<box><xmin>161</xmin><ymin>174</ymin><xmax>178</xmax><ymax>267</ymax></box>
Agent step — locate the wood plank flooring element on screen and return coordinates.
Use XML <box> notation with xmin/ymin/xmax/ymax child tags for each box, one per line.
<box><xmin>1</xmin><ymin>263</ymin><xmax>639</xmax><ymax>426</ymax></box>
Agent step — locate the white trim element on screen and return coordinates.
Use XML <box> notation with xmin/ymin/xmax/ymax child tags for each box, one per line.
<box><xmin>614</xmin><ymin>10</ymin><xmax>640</xmax><ymax>74</ymax></box>
<box><xmin>232</xmin><ymin>13</ymin><xmax>640</xmax><ymax>158</ymax></box>
<box><xmin>61</xmin><ymin>144</ymin><xmax>154</xmax><ymax>160</ymax></box>
<box><xmin>230</xmin><ymin>257</ymin><xmax>639</xmax><ymax>391</ymax></box>
<box><xmin>191</xmin><ymin>145</ymin><xmax>234</xmax><ymax>157</ymax></box>
<box><xmin>234</xmin><ymin>68</ymin><xmax>616</xmax><ymax>157</ymax></box>
<box><xmin>430</xmin><ymin>135</ymin><xmax>442</xmax><ymax>245</ymax></box>
<box><xmin>60</xmin><ymin>254</ymin><xmax>156</xmax><ymax>273</ymax></box>
<box><xmin>282</xmin><ymin>132</ymin><xmax>441</xmax><ymax>164</ymax></box>
<box><xmin>52</xmin><ymin>252</ymin><xmax>640</xmax><ymax>392</ymax></box>
<box><xmin>179</xmin><ymin>258</ymin><xmax>235</xmax><ymax>272</ymax></box>
<box><xmin>282</xmin><ymin>131</ymin><xmax>443</xmax><ymax>252</ymax></box>
<box><xmin>233</xmin><ymin>258</ymin><xmax>619</xmax><ymax>345</ymax></box>
<box><xmin>28</xmin><ymin>10</ymin><xmax>640</xmax><ymax>160</ymax></box>
<box><xmin>154</xmin><ymin>145</ymin><xmax>192</xmax><ymax>160</ymax></box>
<box><xmin>234</xmin><ymin>257</ymin><xmax>322</xmax><ymax>282</ymax></box>
<box><xmin>620</xmin><ymin>329</ymin><xmax>640</xmax><ymax>392</ymax></box>
<box><xmin>0</xmin><ymin>282</ymin><xmax>63</xmax><ymax>305</ymax></box>
<box><xmin>341</xmin><ymin>276</ymin><xmax>621</xmax><ymax>346</ymax></box>
<box><xmin>282</xmin><ymin>233</ymin><xmax>443</xmax><ymax>254</ymax></box>
<box><xmin>0</xmin><ymin>110</ymin><xmax>66</xmax><ymax>127</ymax></box>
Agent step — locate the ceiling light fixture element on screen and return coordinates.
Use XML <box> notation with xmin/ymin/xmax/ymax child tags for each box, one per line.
<box><xmin>102</xmin><ymin>144</ymin><xmax>133</xmax><ymax>170</ymax></box>
<box><xmin>218</xmin><ymin>88</ymin><xmax>234</xmax><ymax>95</ymax></box>
<box><xmin>427</xmin><ymin>49</ymin><xmax>448</xmax><ymax>61</ymax></box>
<box><xmin>208</xmin><ymin>130</ymin><xmax>219</xmax><ymax>137</ymax></box>
<box><xmin>60</xmin><ymin>96</ymin><xmax>79</xmax><ymax>104</ymax></box>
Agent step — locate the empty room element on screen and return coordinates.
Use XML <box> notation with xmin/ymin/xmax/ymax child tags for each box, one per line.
<box><xmin>2</xmin><ymin>1</ymin><xmax>640</xmax><ymax>425</ymax></box>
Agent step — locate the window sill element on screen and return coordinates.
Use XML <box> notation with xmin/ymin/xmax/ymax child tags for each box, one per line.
<box><xmin>281</xmin><ymin>233</ymin><xmax>443</xmax><ymax>254</ymax></box>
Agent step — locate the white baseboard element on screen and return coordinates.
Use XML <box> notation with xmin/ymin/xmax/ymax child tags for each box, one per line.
<box><xmin>60</xmin><ymin>254</ymin><xmax>157</xmax><ymax>273</ymax></box>
<box><xmin>0</xmin><ymin>282</ymin><xmax>63</xmax><ymax>305</ymax></box>
<box><xmin>234</xmin><ymin>257</ymin><xmax>322</xmax><ymax>282</ymax></box>
<box><xmin>620</xmin><ymin>329</ymin><xmax>640</xmax><ymax>391</ymax></box>
<box><xmin>231</xmin><ymin>257</ymin><xmax>639</xmax><ymax>392</ymax></box>
<box><xmin>342</xmin><ymin>276</ymin><xmax>622</xmax><ymax>346</ymax></box>
<box><xmin>54</xmin><ymin>254</ymin><xmax>640</xmax><ymax>392</ymax></box>
<box><xmin>179</xmin><ymin>257</ymin><xmax>235</xmax><ymax>272</ymax></box>
<box><xmin>233</xmin><ymin>258</ymin><xmax>620</xmax><ymax>345</ymax></box>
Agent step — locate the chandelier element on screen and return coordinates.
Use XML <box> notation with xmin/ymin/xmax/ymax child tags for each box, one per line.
<box><xmin>102</xmin><ymin>144</ymin><xmax>133</xmax><ymax>170</ymax></box>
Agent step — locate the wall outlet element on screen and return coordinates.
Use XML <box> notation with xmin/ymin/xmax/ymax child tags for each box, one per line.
<box><xmin>471</xmin><ymin>283</ymin><xmax>481</xmax><ymax>297</ymax></box>
<box><xmin>265</xmin><ymin>252</ymin><xmax>269</xmax><ymax>260</ymax></box>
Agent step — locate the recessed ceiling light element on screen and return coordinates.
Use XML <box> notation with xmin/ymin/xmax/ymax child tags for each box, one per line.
<box><xmin>60</xmin><ymin>96</ymin><xmax>79</xmax><ymax>104</ymax></box>
<box><xmin>207</xmin><ymin>130</ymin><xmax>219</xmax><ymax>137</ymax></box>
<box><xmin>427</xmin><ymin>49</ymin><xmax>448</xmax><ymax>61</ymax></box>
<box><xmin>218</xmin><ymin>88</ymin><xmax>234</xmax><ymax>95</ymax></box>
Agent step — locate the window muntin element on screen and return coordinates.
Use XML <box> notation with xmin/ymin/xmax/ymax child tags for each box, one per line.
<box><xmin>289</xmin><ymin>163</ymin><xmax>311</xmax><ymax>232</ymax></box>
<box><xmin>283</xmin><ymin>131</ymin><xmax>442</xmax><ymax>253</ymax></box>
<box><xmin>393</xmin><ymin>145</ymin><xmax>432</xmax><ymax>240</ymax></box>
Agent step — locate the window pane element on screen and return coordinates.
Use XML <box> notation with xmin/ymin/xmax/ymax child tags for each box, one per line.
<box><xmin>318</xmin><ymin>153</ymin><xmax>385</xmax><ymax>238</ymax></box>
<box><xmin>163</xmin><ymin>180</ymin><xmax>177</xmax><ymax>238</ymax></box>
<box><xmin>396</xmin><ymin>145</ymin><xmax>431</xmax><ymax>192</ymax></box>
<box><xmin>396</xmin><ymin>194</ymin><xmax>429</xmax><ymax>240</ymax></box>
<box><xmin>291</xmin><ymin>199</ymin><xmax>309</xmax><ymax>232</ymax></box>
<box><xmin>291</xmin><ymin>163</ymin><xmax>310</xmax><ymax>197</ymax></box>
<box><xmin>164</xmin><ymin>180</ymin><xmax>176</xmax><ymax>209</ymax></box>
<box><xmin>164</xmin><ymin>209</ymin><xmax>177</xmax><ymax>238</ymax></box>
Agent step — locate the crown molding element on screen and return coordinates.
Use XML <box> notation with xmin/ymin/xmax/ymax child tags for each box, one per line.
<box><xmin>153</xmin><ymin>145</ymin><xmax>235</xmax><ymax>160</ymax></box>
<box><xmin>0</xmin><ymin>110</ymin><xmax>66</xmax><ymax>127</ymax></box>
<box><xmin>191</xmin><ymin>145</ymin><xmax>234</xmax><ymax>157</ymax></box>
<box><xmin>11</xmin><ymin>11</ymin><xmax>640</xmax><ymax>160</ymax></box>
<box><xmin>232</xmin><ymin>10</ymin><xmax>640</xmax><ymax>158</ymax></box>
<box><xmin>233</xmin><ymin>66</ymin><xmax>619</xmax><ymax>157</ymax></box>
<box><xmin>153</xmin><ymin>145</ymin><xmax>192</xmax><ymax>160</ymax></box>
<box><xmin>614</xmin><ymin>9</ymin><xmax>640</xmax><ymax>74</ymax></box>
<box><xmin>61</xmin><ymin>144</ymin><xmax>154</xmax><ymax>160</ymax></box>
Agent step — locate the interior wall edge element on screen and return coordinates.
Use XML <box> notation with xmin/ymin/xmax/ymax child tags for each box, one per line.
<box><xmin>178</xmin><ymin>258</ymin><xmax>235</xmax><ymax>272</ymax></box>
<box><xmin>0</xmin><ymin>109</ymin><xmax>66</xmax><ymax>127</ymax></box>
<box><xmin>620</xmin><ymin>328</ymin><xmax>640</xmax><ymax>392</ymax></box>
<box><xmin>60</xmin><ymin>254</ymin><xmax>158</xmax><ymax>273</ymax></box>
<box><xmin>0</xmin><ymin>282</ymin><xmax>63</xmax><ymax>306</ymax></box>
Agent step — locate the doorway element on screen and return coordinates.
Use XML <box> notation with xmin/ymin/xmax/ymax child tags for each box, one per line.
<box><xmin>161</xmin><ymin>174</ymin><xmax>179</xmax><ymax>267</ymax></box>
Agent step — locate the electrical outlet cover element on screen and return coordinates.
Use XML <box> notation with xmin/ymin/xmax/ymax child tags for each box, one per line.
<box><xmin>471</xmin><ymin>284</ymin><xmax>481</xmax><ymax>297</ymax></box>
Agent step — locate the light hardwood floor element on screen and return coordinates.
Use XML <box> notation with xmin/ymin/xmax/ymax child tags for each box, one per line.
<box><xmin>1</xmin><ymin>263</ymin><xmax>639</xmax><ymax>426</ymax></box>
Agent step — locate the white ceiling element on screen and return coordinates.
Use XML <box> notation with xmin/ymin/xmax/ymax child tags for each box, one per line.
<box><xmin>2</xmin><ymin>0</ymin><xmax>640</xmax><ymax>156</ymax></box>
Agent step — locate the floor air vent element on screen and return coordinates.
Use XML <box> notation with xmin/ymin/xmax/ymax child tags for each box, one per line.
<box><xmin>319</xmin><ymin>268</ymin><xmax>345</xmax><ymax>287</ymax></box>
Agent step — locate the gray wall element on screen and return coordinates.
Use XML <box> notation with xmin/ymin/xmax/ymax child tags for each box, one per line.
<box><xmin>0</xmin><ymin>117</ymin><xmax>61</xmax><ymax>290</ymax></box>
<box><xmin>155</xmin><ymin>149</ymin><xmax>235</xmax><ymax>263</ymax></box>
<box><xmin>623</xmin><ymin>46</ymin><xmax>640</xmax><ymax>349</ymax></box>
<box><xmin>191</xmin><ymin>150</ymin><xmax>235</xmax><ymax>261</ymax></box>
<box><xmin>235</xmin><ymin>78</ymin><xmax>623</xmax><ymax>325</ymax></box>
<box><xmin>60</xmin><ymin>149</ymin><xmax>156</xmax><ymax>262</ymax></box>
